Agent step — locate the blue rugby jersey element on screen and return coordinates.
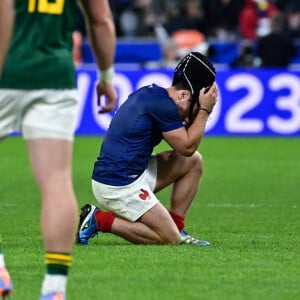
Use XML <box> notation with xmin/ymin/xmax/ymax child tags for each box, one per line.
<box><xmin>92</xmin><ymin>84</ymin><xmax>183</xmax><ymax>186</ymax></box>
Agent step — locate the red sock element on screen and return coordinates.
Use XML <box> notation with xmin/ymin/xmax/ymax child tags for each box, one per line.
<box><xmin>169</xmin><ymin>211</ymin><xmax>185</xmax><ymax>231</ymax></box>
<box><xmin>94</xmin><ymin>210</ymin><xmax>115</xmax><ymax>233</ymax></box>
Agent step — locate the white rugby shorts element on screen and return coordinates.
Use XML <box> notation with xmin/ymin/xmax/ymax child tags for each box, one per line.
<box><xmin>0</xmin><ymin>89</ymin><xmax>79</xmax><ymax>140</ymax></box>
<box><xmin>92</xmin><ymin>155</ymin><xmax>159</xmax><ymax>222</ymax></box>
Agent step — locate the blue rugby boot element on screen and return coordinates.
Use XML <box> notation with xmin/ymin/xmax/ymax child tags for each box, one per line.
<box><xmin>39</xmin><ymin>291</ymin><xmax>65</xmax><ymax>300</ymax></box>
<box><xmin>77</xmin><ymin>204</ymin><xmax>99</xmax><ymax>245</ymax></box>
<box><xmin>179</xmin><ymin>230</ymin><xmax>210</xmax><ymax>246</ymax></box>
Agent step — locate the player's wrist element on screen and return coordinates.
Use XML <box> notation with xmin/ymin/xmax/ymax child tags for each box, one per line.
<box><xmin>198</xmin><ymin>106</ymin><xmax>212</xmax><ymax>115</ymax></box>
<box><xmin>98</xmin><ymin>65</ymin><xmax>114</xmax><ymax>83</ymax></box>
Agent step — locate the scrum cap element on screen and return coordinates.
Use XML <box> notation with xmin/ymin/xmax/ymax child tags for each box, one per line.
<box><xmin>172</xmin><ymin>52</ymin><xmax>216</xmax><ymax>122</ymax></box>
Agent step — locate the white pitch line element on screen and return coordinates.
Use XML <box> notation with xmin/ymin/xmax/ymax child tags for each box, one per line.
<box><xmin>206</xmin><ymin>203</ymin><xmax>298</xmax><ymax>209</ymax></box>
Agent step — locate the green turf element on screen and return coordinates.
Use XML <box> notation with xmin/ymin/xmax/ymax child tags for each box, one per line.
<box><xmin>0</xmin><ymin>136</ymin><xmax>299</xmax><ymax>300</ymax></box>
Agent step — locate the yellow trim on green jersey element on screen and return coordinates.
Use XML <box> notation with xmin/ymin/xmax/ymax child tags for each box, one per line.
<box><xmin>0</xmin><ymin>0</ymin><xmax>77</xmax><ymax>89</ymax></box>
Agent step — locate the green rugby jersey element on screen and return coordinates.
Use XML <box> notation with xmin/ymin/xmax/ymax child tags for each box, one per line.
<box><xmin>0</xmin><ymin>0</ymin><xmax>77</xmax><ymax>89</ymax></box>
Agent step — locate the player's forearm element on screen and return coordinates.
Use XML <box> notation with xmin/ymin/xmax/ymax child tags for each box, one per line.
<box><xmin>88</xmin><ymin>16</ymin><xmax>116</xmax><ymax>71</ymax></box>
<box><xmin>185</xmin><ymin>111</ymin><xmax>209</xmax><ymax>151</ymax></box>
<box><xmin>79</xmin><ymin>0</ymin><xmax>116</xmax><ymax>74</ymax></box>
<box><xmin>165</xmin><ymin>111</ymin><xmax>209</xmax><ymax>157</ymax></box>
<box><xmin>0</xmin><ymin>0</ymin><xmax>14</xmax><ymax>77</ymax></box>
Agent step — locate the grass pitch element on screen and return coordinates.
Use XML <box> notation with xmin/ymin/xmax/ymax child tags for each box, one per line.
<box><xmin>0</xmin><ymin>136</ymin><xmax>299</xmax><ymax>300</ymax></box>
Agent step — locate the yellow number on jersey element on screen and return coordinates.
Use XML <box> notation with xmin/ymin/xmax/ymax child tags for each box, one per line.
<box><xmin>28</xmin><ymin>0</ymin><xmax>65</xmax><ymax>15</ymax></box>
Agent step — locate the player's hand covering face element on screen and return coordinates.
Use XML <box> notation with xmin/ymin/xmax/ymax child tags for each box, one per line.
<box><xmin>188</xmin><ymin>83</ymin><xmax>218</xmax><ymax>126</ymax></box>
<box><xmin>198</xmin><ymin>83</ymin><xmax>218</xmax><ymax>111</ymax></box>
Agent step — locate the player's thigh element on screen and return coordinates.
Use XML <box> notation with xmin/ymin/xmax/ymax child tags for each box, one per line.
<box><xmin>26</xmin><ymin>139</ymin><xmax>73</xmax><ymax>186</ymax></box>
<box><xmin>92</xmin><ymin>176</ymin><xmax>159</xmax><ymax>222</ymax></box>
<box><xmin>155</xmin><ymin>150</ymin><xmax>203</xmax><ymax>192</ymax></box>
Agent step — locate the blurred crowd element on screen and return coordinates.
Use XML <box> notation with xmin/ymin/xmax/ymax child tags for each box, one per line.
<box><xmin>75</xmin><ymin>0</ymin><xmax>300</xmax><ymax>68</ymax></box>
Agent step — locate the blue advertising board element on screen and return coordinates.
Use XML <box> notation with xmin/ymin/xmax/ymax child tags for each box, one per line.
<box><xmin>76</xmin><ymin>66</ymin><xmax>300</xmax><ymax>136</ymax></box>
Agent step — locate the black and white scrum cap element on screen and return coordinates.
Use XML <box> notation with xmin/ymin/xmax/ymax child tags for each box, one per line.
<box><xmin>172</xmin><ymin>52</ymin><xmax>216</xmax><ymax>103</ymax></box>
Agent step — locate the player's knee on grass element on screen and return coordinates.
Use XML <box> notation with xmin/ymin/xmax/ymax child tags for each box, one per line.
<box><xmin>161</xmin><ymin>235</ymin><xmax>180</xmax><ymax>245</ymax></box>
<box><xmin>157</xmin><ymin>228</ymin><xmax>180</xmax><ymax>245</ymax></box>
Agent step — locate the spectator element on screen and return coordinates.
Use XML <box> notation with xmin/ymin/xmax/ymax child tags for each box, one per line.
<box><xmin>238</xmin><ymin>0</ymin><xmax>259</xmax><ymax>40</ymax></box>
<box><xmin>202</xmin><ymin>0</ymin><xmax>244</xmax><ymax>40</ymax></box>
<box><xmin>109</xmin><ymin>0</ymin><xmax>132</xmax><ymax>37</ymax></box>
<box><xmin>256</xmin><ymin>0</ymin><xmax>278</xmax><ymax>37</ymax></box>
<box><xmin>286</xmin><ymin>7</ymin><xmax>300</xmax><ymax>40</ymax></box>
<box><xmin>117</xmin><ymin>0</ymin><xmax>157</xmax><ymax>37</ymax></box>
<box><xmin>231</xmin><ymin>41</ymin><xmax>257</xmax><ymax>68</ymax></box>
<box><xmin>155</xmin><ymin>1</ymin><xmax>212</xmax><ymax>67</ymax></box>
<box><xmin>164</xmin><ymin>0</ymin><xmax>208</xmax><ymax>36</ymax></box>
<box><xmin>256</xmin><ymin>11</ymin><xmax>297</xmax><ymax>67</ymax></box>
<box><xmin>270</xmin><ymin>0</ymin><xmax>300</xmax><ymax>40</ymax></box>
<box><xmin>273</xmin><ymin>0</ymin><xmax>299</xmax><ymax>12</ymax></box>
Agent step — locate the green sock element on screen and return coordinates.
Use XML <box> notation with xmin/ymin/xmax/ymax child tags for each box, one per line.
<box><xmin>45</xmin><ymin>252</ymin><xmax>72</xmax><ymax>275</ymax></box>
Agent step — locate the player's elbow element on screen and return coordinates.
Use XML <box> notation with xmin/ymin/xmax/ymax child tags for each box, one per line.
<box><xmin>175</xmin><ymin>145</ymin><xmax>198</xmax><ymax>157</ymax></box>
